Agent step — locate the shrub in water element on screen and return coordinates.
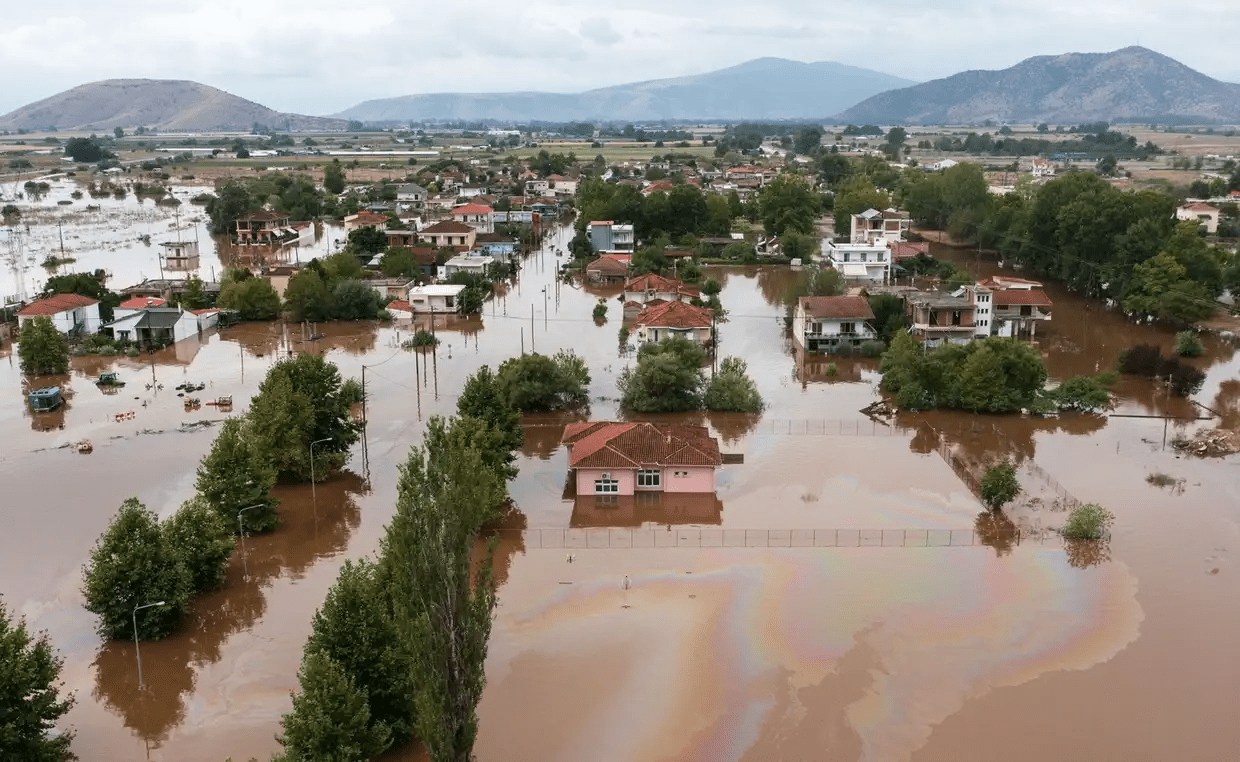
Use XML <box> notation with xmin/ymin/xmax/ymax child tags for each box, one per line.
<box><xmin>1175</xmin><ymin>330</ymin><xmax>1203</xmax><ymax>357</ymax></box>
<box><xmin>1062</xmin><ymin>503</ymin><xmax>1114</xmax><ymax>540</ymax></box>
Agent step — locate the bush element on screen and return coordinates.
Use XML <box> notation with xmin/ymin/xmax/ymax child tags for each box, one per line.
<box><xmin>592</xmin><ymin>300</ymin><xmax>607</xmax><ymax>321</ymax></box>
<box><xmin>1175</xmin><ymin>330</ymin><xmax>1204</xmax><ymax>357</ymax></box>
<box><xmin>1117</xmin><ymin>343</ymin><xmax>1205</xmax><ymax>397</ymax></box>
<box><xmin>825</xmin><ymin>362</ymin><xmax>838</xmax><ymax>377</ymax></box>
<box><xmin>82</xmin><ymin>499</ymin><xmax>191</xmax><ymax>640</ymax></box>
<box><xmin>496</xmin><ymin>350</ymin><xmax>590</xmax><ymax>411</ymax></box>
<box><xmin>618</xmin><ymin>326</ymin><xmax>630</xmax><ymax>345</ymax></box>
<box><xmin>405</xmin><ymin>330</ymin><xmax>438</xmax><ymax>348</ymax></box>
<box><xmin>1062</xmin><ymin>503</ymin><xmax>1114</xmax><ymax>540</ymax></box>
<box><xmin>1054</xmin><ymin>376</ymin><xmax>1110</xmax><ymax>411</ymax></box>
<box><xmin>618</xmin><ymin>336</ymin><xmax>707</xmax><ymax>412</ymax></box>
<box><xmin>704</xmin><ymin>357</ymin><xmax>764</xmax><ymax>413</ymax></box>
<box><xmin>859</xmin><ymin>340</ymin><xmax>885</xmax><ymax>357</ymax></box>
<box><xmin>880</xmin><ymin>333</ymin><xmax>1048</xmax><ymax>413</ymax></box>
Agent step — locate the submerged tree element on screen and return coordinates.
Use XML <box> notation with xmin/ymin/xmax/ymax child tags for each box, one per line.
<box><xmin>0</xmin><ymin>600</ymin><xmax>75</xmax><ymax>762</ymax></box>
<box><xmin>18</xmin><ymin>316</ymin><xmax>70</xmax><ymax>376</ymax></box>
<box><xmin>278</xmin><ymin>650</ymin><xmax>390</xmax><ymax>762</ymax></box>
<box><xmin>704</xmin><ymin>357</ymin><xmax>764</xmax><ymax>413</ymax></box>
<box><xmin>618</xmin><ymin>336</ymin><xmax>707</xmax><ymax>413</ymax></box>
<box><xmin>979</xmin><ymin>461</ymin><xmax>1021</xmax><ymax>511</ymax></box>
<box><xmin>379</xmin><ymin>419</ymin><xmax>504</xmax><ymax>762</ymax></box>
<box><xmin>82</xmin><ymin>499</ymin><xmax>191</xmax><ymax>640</ymax></box>
<box><xmin>196</xmin><ymin>418</ymin><xmax>280</xmax><ymax>533</ymax></box>
<box><xmin>162</xmin><ymin>497</ymin><xmax>235</xmax><ymax>595</ymax></box>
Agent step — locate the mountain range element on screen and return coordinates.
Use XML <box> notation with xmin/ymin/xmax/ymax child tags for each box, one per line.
<box><xmin>333</xmin><ymin>58</ymin><xmax>916</xmax><ymax>122</ymax></box>
<box><xmin>837</xmin><ymin>46</ymin><xmax>1240</xmax><ymax>125</ymax></box>
<box><xmin>0</xmin><ymin>79</ymin><xmax>347</xmax><ymax>132</ymax></box>
<box><xmin>1</xmin><ymin>48</ymin><xmax>1237</xmax><ymax>132</ymax></box>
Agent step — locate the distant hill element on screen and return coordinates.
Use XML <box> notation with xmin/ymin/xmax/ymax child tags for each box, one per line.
<box><xmin>836</xmin><ymin>47</ymin><xmax>1240</xmax><ymax>125</ymax></box>
<box><xmin>0</xmin><ymin>79</ymin><xmax>348</xmax><ymax>132</ymax></box>
<box><xmin>334</xmin><ymin>58</ymin><xmax>917</xmax><ymax>122</ymax></box>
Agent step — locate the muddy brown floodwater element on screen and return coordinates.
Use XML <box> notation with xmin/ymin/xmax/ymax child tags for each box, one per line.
<box><xmin>1</xmin><ymin>209</ymin><xmax>1239</xmax><ymax>762</ymax></box>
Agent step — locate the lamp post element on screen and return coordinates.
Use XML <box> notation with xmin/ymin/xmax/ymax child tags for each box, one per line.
<box><xmin>132</xmin><ymin>600</ymin><xmax>167</xmax><ymax>689</ymax></box>
<box><xmin>310</xmin><ymin>437</ymin><xmax>331</xmax><ymax>503</ymax></box>
<box><xmin>541</xmin><ymin>287</ymin><xmax>548</xmax><ymax>327</ymax></box>
<box><xmin>238</xmin><ymin>504</ymin><xmax>263</xmax><ymax>579</ymax></box>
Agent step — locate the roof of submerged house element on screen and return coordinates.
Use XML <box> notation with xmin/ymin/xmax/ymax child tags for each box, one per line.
<box><xmin>562</xmin><ymin>422</ymin><xmax>722</xmax><ymax>469</ymax></box>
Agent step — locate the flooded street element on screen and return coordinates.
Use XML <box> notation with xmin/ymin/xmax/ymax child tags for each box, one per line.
<box><xmin>2</xmin><ymin>190</ymin><xmax>1239</xmax><ymax>761</ymax></box>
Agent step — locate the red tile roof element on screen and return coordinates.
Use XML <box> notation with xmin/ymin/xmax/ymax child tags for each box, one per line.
<box><xmin>976</xmin><ymin>275</ymin><xmax>1042</xmax><ymax>288</ymax></box>
<box><xmin>889</xmin><ymin>241</ymin><xmax>930</xmax><ymax>261</ymax></box>
<box><xmin>563</xmin><ymin>422</ymin><xmax>722</xmax><ymax>469</ymax></box>
<box><xmin>387</xmin><ymin>299</ymin><xmax>413</xmax><ymax>312</ymax></box>
<box><xmin>586</xmin><ymin>255</ymin><xmax>629</xmax><ymax>274</ymax></box>
<box><xmin>18</xmin><ymin>293</ymin><xmax>98</xmax><ymax>316</ymax></box>
<box><xmin>450</xmin><ymin>203</ymin><xmax>494</xmax><ymax>216</ymax></box>
<box><xmin>624</xmin><ymin>273</ymin><xmax>698</xmax><ymax>295</ymax></box>
<box><xmin>422</xmin><ymin>221</ymin><xmax>475</xmax><ymax>234</ymax></box>
<box><xmin>991</xmin><ymin>289</ymin><xmax>1053</xmax><ymax>307</ymax></box>
<box><xmin>118</xmin><ymin>296</ymin><xmax>167</xmax><ymax>309</ymax></box>
<box><xmin>798</xmin><ymin>296</ymin><xmax>874</xmax><ymax>320</ymax></box>
<box><xmin>1179</xmin><ymin>202</ymin><xmax>1219</xmax><ymax>212</ymax></box>
<box><xmin>236</xmin><ymin>210</ymin><xmax>289</xmax><ymax>222</ymax></box>
<box><xmin>635</xmin><ymin>300</ymin><xmax>713</xmax><ymax>329</ymax></box>
<box><xmin>191</xmin><ymin>308</ymin><xmax>220</xmax><ymax>315</ymax></box>
<box><xmin>589</xmin><ymin>220</ymin><xmax>614</xmax><ymax>226</ymax></box>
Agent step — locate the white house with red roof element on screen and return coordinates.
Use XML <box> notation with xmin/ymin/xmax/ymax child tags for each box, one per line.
<box><xmin>386</xmin><ymin>299</ymin><xmax>414</xmax><ymax>320</ymax></box>
<box><xmin>634</xmin><ymin>300</ymin><xmax>713</xmax><ymax>346</ymax></box>
<box><xmin>1176</xmin><ymin>202</ymin><xmax>1220</xmax><ymax>234</ymax></box>
<box><xmin>17</xmin><ymin>293</ymin><xmax>101</xmax><ymax>335</ymax></box>
<box><xmin>449</xmin><ymin>203</ymin><xmax>494</xmax><ymax>233</ymax></box>
<box><xmin>420</xmin><ymin>220</ymin><xmax>476</xmax><ymax>250</ymax></box>
<box><xmin>114</xmin><ymin>296</ymin><xmax>167</xmax><ymax>320</ymax></box>
<box><xmin>792</xmin><ymin>295</ymin><xmax>877</xmax><ymax>353</ymax></box>
<box><xmin>562</xmin><ymin>421</ymin><xmax>722</xmax><ymax>496</ymax></box>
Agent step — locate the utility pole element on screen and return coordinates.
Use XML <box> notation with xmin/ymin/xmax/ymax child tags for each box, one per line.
<box><xmin>530</xmin><ymin>303</ymin><xmax>535</xmax><ymax>353</ymax></box>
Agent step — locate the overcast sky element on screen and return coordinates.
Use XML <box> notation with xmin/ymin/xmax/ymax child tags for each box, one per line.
<box><xmin>2</xmin><ymin>0</ymin><xmax>1238</xmax><ymax>117</ymax></box>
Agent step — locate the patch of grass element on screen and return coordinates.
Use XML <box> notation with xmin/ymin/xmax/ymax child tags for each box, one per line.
<box><xmin>1145</xmin><ymin>472</ymin><xmax>1179</xmax><ymax>487</ymax></box>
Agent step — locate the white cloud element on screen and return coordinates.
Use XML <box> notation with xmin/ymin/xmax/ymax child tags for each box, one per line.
<box><xmin>0</xmin><ymin>0</ymin><xmax>1236</xmax><ymax>116</ymax></box>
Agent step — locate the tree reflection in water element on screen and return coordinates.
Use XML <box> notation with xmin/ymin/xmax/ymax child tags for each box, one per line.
<box><xmin>974</xmin><ymin>510</ymin><xmax>1019</xmax><ymax>557</ymax></box>
<box><xmin>1064</xmin><ymin>537</ymin><xmax>1112</xmax><ymax>569</ymax></box>
<box><xmin>90</xmin><ymin>470</ymin><xmax>367</xmax><ymax>747</ymax></box>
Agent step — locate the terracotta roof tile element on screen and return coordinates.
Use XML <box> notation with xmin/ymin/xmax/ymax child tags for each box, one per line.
<box><xmin>635</xmin><ymin>300</ymin><xmax>712</xmax><ymax>329</ymax></box>
<box><xmin>991</xmin><ymin>289</ymin><xmax>1053</xmax><ymax>307</ymax></box>
<box><xmin>422</xmin><ymin>221</ymin><xmax>475</xmax><ymax>234</ymax></box>
<box><xmin>562</xmin><ymin>422</ymin><xmax>722</xmax><ymax>469</ymax></box>
<box><xmin>118</xmin><ymin>296</ymin><xmax>167</xmax><ymax>308</ymax></box>
<box><xmin>450</xmin><ymin>203</ymin><xmax>494</xmax><ymax>216</ymax></box>
<box><xmin>18</xmin><ymin>293</ymin><xmax>99</xmax><ymax>316</ymax></box>
<box><xmin>586</xmin><ymin>255</ymin><xmax>629</xmax><ymax>274</ymax></box>
<box><xmin>798</xmin><ymin>296</ymin><xmax>875</xmax><ymax>320</ymax></box>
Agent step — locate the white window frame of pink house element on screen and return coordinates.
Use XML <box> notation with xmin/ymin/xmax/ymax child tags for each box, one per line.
<box><xmin>594</xmin><ymin>478</ymin><xmax>619</xmax><ymax>493</ymax></box>
<box><xmin>636</xmin><ymin>469</ymin><xmax>661</xmax><ymax>489</ymax></box>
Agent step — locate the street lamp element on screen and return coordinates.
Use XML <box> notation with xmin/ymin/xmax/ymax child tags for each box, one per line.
<box><xmin>132</xmin><ymin>600</ymin><xmax>167</xmax><ymax>689</ymax></box>
<box><xmin>310</xmin><ymin>437</ymin><xmax>331</xmax><ymax>502</ymax></box>
<box><xmin>238</xmin><ymin>504</ymin><xmax>264</xmax><ymax>579</ymax></box>
<box><xmin>541</xmin><ymin>287</ymin><xmax>548</xmax><ymax>327</ymax></box>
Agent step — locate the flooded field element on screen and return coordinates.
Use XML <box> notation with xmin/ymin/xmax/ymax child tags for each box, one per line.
<box><xmin>1</xmin><ymin>189</ymin><xmax>1239</xmax><ymax>761</ymax></box>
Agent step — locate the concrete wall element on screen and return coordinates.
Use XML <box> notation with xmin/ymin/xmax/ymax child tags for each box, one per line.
<box><xmin>663</xmin><ymin>467</ymin><xmax>715</xmax><ymax>493</ymax></box>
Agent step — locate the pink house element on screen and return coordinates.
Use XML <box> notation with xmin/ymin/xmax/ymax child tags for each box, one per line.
<box><xmin>562</xmin><ymin>421</ymin><xmax>722</xmax><ymax>496</ymax></box>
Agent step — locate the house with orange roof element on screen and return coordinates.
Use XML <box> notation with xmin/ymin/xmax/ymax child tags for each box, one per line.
<box><xmin>343</xmin><ymin>210</ymin><xmax>389</xmax><ymax>232</ymax></box>
<box><xmin>562</xmin><ymin>421</ymin><xmax>722</xmax><ymax>496</ymax></box>
<box><xmin>966</xmin><ymin>275</ymin><xmax>1052</xmax><ymax>339</ymax></box>
<box><xmin>622</xmin><ymin>274</ymin><xmax>699</xmax><ymax>307</ymax></box>
<box><xmin>585</xmin><ymin>254</ymin><xmax>630</xmax><ymax>284</ymax></box>
<box><xmin>634</xmin><ymin>300</ymin><xmax>713</xmax><ymax>347</ymax></box>
<box><xmin>17</xmin><ymin>293</ymin><xmax>101</xmax><ymax>336</ymax></box>
<box><xmin>450</xmin><ymin>203</ymin><xmax>494</xmax><ymax>233</ymax></box>
<box><xmin>420</xmin><ymin>220</ymin><xmax>476</xmax><ymax>249</ymax></box>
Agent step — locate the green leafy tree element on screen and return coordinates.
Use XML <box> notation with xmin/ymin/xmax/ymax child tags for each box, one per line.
<box><xmin>180</xmin><ymin>276</ymin><xmax>209</xmax><ymax>309</ymax></box>
<box><xmin>458</xmin><ymin>366</ymin><xmax>523</xmax><ymax>455</ymax></box>
<box><xmin>284</xmin><ymin>268</ymin><xmax>334</xmax><ymax>322</ymax></box>
<box><xmin>247</xmin><ymin>354</ymin><xmax>361</xmax><ymax>482</ymax></box>
<box><xmin>704</xmin><ymin>357</ymin><xmax>764</xmax><ymax>412</ymax></box>
<box><xmin>323</xmin><ymin>159</ymin><xmax>346</xmax><ymax>194</ymax></box>
<box><xmin>323</xmin><ymin>250</ymin><xmax>366</xmax><ymax>282</ymax></box>
<box><xmin>1175</xmin><ymin>330</ymin><xmax>1204</xmax><ymax>357</ymax></box>
<box><xmin>833</xmin><ymin>176</ymin><xmax>890</xmax><ymax>235</ymax></box>
<box><xmin>162</xmin><ymin>497</ymin><xmax>234</xmax><ymax>594</ymax></box>
<box><xmin>278</xmin><ymin>650</ymin><xmax>390</xmax><ymax>762</ymax></box>
<box><xmin>332</xmin><ymin>279</ymin><xmax>383</xmax><ymax>320</ymax></box>
<box><xmin>304</xmin><ymin>559</ymin><xmax>415</xmax><ymax>747</ymax></box>
<box><xmin>758</xmin><ymin>175</ymin><xmax>820</xmax><ymax>236</ymax></box>
<box><xmin>82</xmin><ymin>499</ymin><xmax>191</xmax><ymax>640</ymax></box>
<box><xmin>18</xmin><ymin>317</ymin><xmax>70</xmax><ymax>376</ymax></box>
<box><xmin>380</xmin><ymin>246</ymin><xmax>419</xmax><ymax>279</ymax></box>
<box><xmin>495</xmin><ymin>351</ymin><xmax>590</xmax><ymax>411</ymax></box>
<box><xmin>206</xmin><ymin>180</ymin><xmax>256</xmax><ymax>234</ymax></box>
<box><xmin>1122</xmin><ymin>251</ymin><xmax>1215</xmax><ymax>324</ymax></box>
<box><xmin>347</xmin><ymin>226</ymin><xmax>386</xmax><ymax>256</ymax></box>
<box><xmin>217</xmin><ymin>274</ymin><xmax>281</xmax><ymax>320</ymax></box>
<box><xmin>196</xmin><ymin>418</ymin><xmax>280</xmax><ymax>533</ymax></box>
<box><xmin>378</xmin><ymin>422</ymin><xmax>503</xmax><ymax>762</ymax></box>
<box><xmin>979</xmin><ymin>461</ymin><xmax>1021</xmax><ymax>510</ymax></box>
<box><xmin>880</xmin><ymin>335</ymin><xmax>1047</xmax><ymax>413</ymax></box>
<box><xmin>0</xmin><ymin>601</ymin><xmax>74</xmax><ymax>762</ymax></box>
<box><xmin>618</xmin><ymin>336</ymin><xmax>707</xmax><ymax>412</ymax></box>
<box><xmin>868</xmin><ymin>293</ymin><xmax>908</xmax><ymax>343</ymax></box>
<box><xmin>64</xmin><ymin>137</ymin><xmax>114</xmax><ymax>162</ymax></box>
<box><xmin>42</xmin><ymin>272</ymin><xmax>121</xmax><ymax>320</ymax></box>
<box><xmin>794</xmin><ymin>126</ymin><xmax>824</xmax><ymax>155</ymax></box>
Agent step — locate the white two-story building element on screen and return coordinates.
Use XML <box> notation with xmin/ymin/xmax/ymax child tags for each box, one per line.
<box><xmin>821</xmin><ymin>240</ymin><xmax>892</xmax><ymax>283</ymax></box>
<box><xmin>791</xmin><ymin>296</ymin><xmax>877</xmax><ymax>353</ymax></box>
